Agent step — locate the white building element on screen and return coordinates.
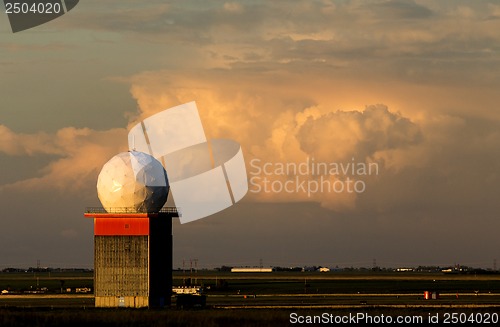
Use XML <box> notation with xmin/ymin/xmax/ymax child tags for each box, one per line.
<box><xmin>231</xmin><ymin>268</ymin><xmax>273</xmax><ymax>273</ymax></box>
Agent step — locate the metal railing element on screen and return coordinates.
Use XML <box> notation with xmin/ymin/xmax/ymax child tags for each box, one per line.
<box><xmin>85</xmin><ymin>207</ymin><xmax>180</xmax><ymax>215</ymax></box>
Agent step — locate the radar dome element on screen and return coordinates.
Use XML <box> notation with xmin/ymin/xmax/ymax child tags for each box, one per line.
<box><xmin>97</xmin><ymin>151</ymin><xmax>169</xmax><ymax>213</ymax></box>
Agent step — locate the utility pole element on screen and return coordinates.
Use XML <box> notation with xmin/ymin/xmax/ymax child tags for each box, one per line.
<box><xmin>182</xmin><ymin>259</ymin><xmax>186</xmax><ymax>285</ymax></box>
<box><xmin>194</xmin><ymin>259</ymin><xmax>198</xmax><ymax>285</ymax></box>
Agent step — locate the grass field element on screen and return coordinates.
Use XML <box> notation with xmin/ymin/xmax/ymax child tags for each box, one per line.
<box><xmin>0</xmin><ymin>271</ymin><xmax>93</xmax><ymax>293</ymax></box>
<box><xmin>174</xmin><ymin>271</ymin><xmax>500</xmax><ymax>299</ymax></box>
<box><xmin>0</xmin><ymin>271</ymin><xmax>499</xmax><ymax>326</ymax></box>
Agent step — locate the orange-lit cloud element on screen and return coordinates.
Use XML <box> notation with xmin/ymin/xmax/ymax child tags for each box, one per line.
<box><xmin>0</xmin><ymin>126</ymin><xmax>127</xmax><ymax>193</ymax></box>
<box><xmin>126</xmin><ymin>71</ymin><xmax>427</xmax><ymax>211</ymax></box>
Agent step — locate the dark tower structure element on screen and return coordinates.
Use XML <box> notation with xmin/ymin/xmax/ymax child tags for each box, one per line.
<box><xmin>84</xmin><ymin>207</ymin><xmax>178</xmax><ymax>308</ymax></box>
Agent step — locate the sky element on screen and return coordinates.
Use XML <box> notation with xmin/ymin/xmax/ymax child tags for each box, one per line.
<box><xmin>1</xmin><ymin>0</ymin><xmax>500</xmax><ymax>269</ymax></box>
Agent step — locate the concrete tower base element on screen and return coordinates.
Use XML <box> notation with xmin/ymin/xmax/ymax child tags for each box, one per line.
<box><xmin>85</xmin><ymin>208</ymin><xmax>178</xmax><ymax>308</ymax></box>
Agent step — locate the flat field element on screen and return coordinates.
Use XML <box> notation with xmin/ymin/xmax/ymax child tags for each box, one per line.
<box><xmin>0</xmin><ymin>271</ymin><xmax>93</xmax><ymax>292</ymax></box>
<box><xmin>0</xmin><ymin>271</ymin><xmax>498</xmax><ymax>326</ymax></box>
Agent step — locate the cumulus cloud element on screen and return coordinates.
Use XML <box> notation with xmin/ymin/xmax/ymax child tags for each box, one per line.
<box><xmin>0</xmin><ymin>126</ymin><xmax>127</xmax><ymax>193</ymax></box>
<box><xmin>297</xmin><ymin>105</ymin><xmax>422</xmax><ymax>162</ymax></box>
<box><xmin>248</xmin><ymin>105</ymin><xmax>423</xmax><ymax>210</ymax></box>
<box><xmin>126</xmin><ymin>70</ymin><xmax>429</xmax><ymax>211</ymax></box>
<box><xmin>124</xmin><ymin>63</ymin><xmax>500</xmax><ymax>217</ymax></box>
<box><xmin>0</xmin><ymin>125</ymin><xmax>63</xmax><ymax>156</ymax></box>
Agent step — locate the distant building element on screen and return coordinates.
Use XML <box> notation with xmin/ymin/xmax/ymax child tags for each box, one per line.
<box><xmin>319</xmin><ymin>267</ymin><xmax>330</xmax><ymax>272</ymax></box>
<box><xmin>396</xmin><ymin>268</ymin><xmax>414</xmax><ymax>272</ymax></box>
<box><xmin>231</xmin><ymin>268</ymin><xmax>273</xmax><ymax>273</ymax></box>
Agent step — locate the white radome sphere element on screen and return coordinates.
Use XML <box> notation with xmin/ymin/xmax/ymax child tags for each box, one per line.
<box><xmin>97</xmin><ymin>151</ymin><xmax>169</xmax><ymax>213</ymax></box>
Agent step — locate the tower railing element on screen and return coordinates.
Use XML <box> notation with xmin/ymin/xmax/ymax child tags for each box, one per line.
<box><xmin>85</xmin><ymin>207</ymin><xmax>180</xmax><ymax>215</ymax></box>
